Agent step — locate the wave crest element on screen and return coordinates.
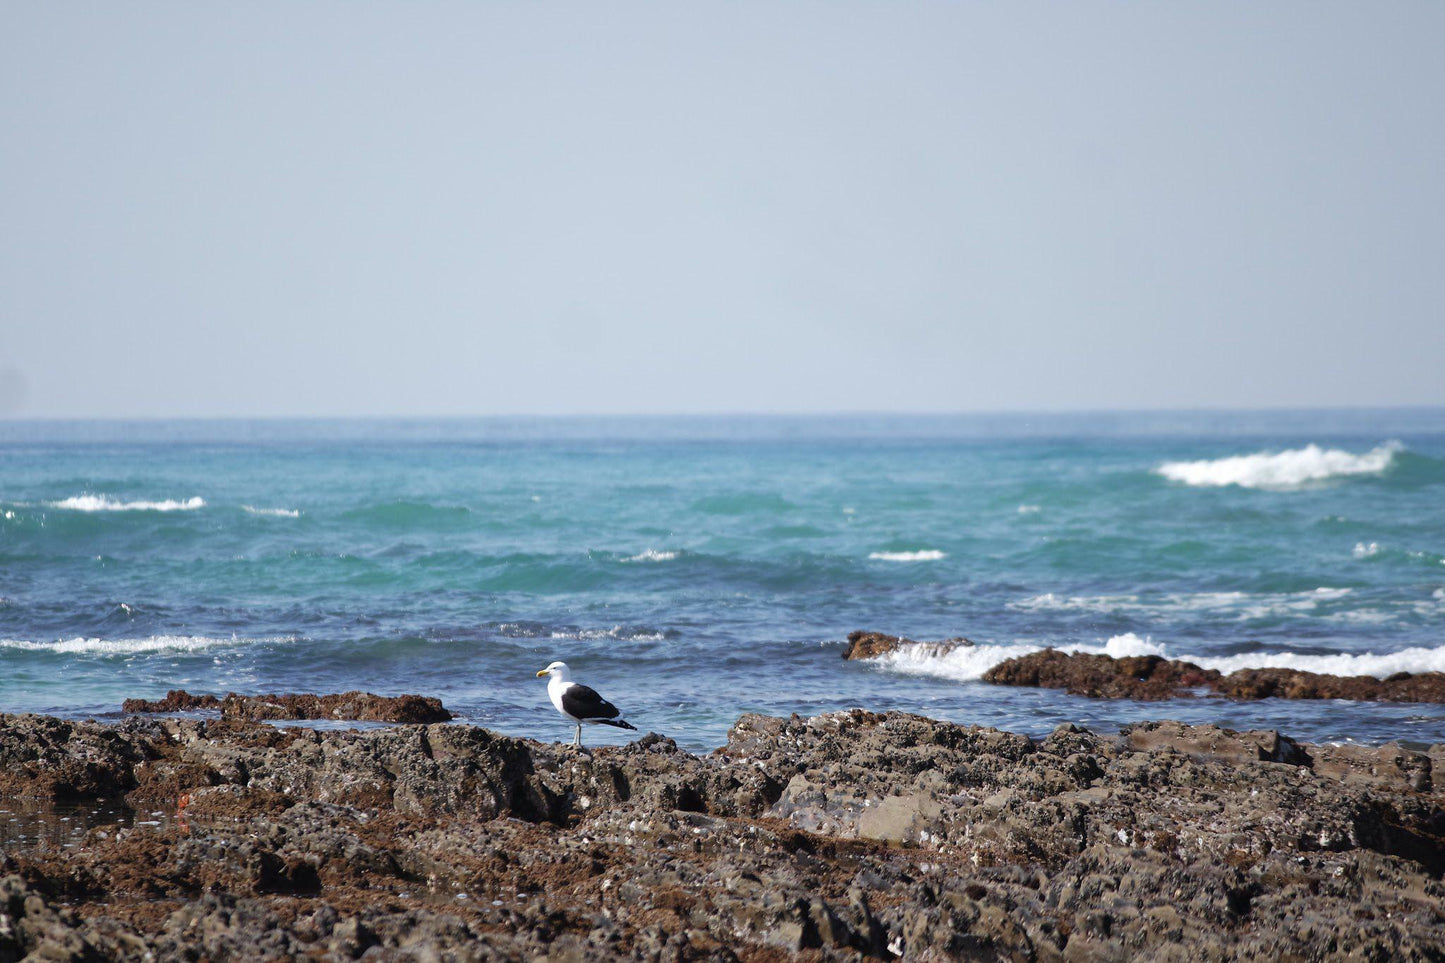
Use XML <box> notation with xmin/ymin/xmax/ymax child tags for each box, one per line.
<box><xmin>242</xmin><ymin>505</ymin><xmax>301</xmax><ymax>518</ymax></box>
<box><xmin>1157</xmin><ymin>442</ymin><xmax>1402</xmax><ymax>490</ymax></box>
<box><xmin>870</xmin><ymin>631</ymin><xmax>1445</xmax><ymax>682</ymax></box>
<box><xmin>869</xmin><ymin>550</ymin><xmax>946</xmax><ymax>562</ymax></box>
<box><xmin>623</xmin><ymin>549</ymin><xmax>679</xmax><ymax>563</ymax></box>
<box><xmin>0</xmin><ymin>634</ymin><xmax>282</xmax><ymax>655</ymax></box>
<box><xmin>51</xmin><ymin>494</ymin><xmax>206</xmax><ymax>512</ymax></box>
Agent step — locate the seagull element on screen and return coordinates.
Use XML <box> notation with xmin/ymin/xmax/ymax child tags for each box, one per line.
<box><xmin>535</xmin><ymin>661</ymin><xmax>638</xmax><ymax>747</ymax></box>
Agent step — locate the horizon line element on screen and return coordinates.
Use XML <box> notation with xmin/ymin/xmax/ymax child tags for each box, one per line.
<box><xmin>4</xmin><ymin>402</ymin><xmax>1445</xmax><ymax>425</ymax></box>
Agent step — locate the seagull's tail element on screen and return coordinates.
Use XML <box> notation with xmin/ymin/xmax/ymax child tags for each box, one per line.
<box><xmin>598</xmin><ymin>719</ymin><xmax>637</xmax><ymax>731</ymax></box>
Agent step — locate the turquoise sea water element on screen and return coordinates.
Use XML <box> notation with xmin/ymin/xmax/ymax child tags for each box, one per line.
<box><xmin>2</xmin><ymin>411</ymin><xmax>1444</xmax><ymax>750</ymax></box>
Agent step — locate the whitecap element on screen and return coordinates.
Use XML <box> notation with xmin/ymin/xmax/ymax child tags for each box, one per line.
<box><xmin>876</xmin><ymin>632</ymin><xmax>1166</xmax><ymax>681</ymax></box>
<box><xmin>1010</xmin><ymin>588</ymin><xmax>1352</xmax><ymax>620</ymax></box>
<box><xmin>1192</xmin><ymin>645</ymin><xmax>1445</xmax><ymax>677</ymax></box>
<box><xmin>51</xmin><ymin>494</ymin><xmax>206</xmax><ymax>512</ymax></box>
<box><xmin>1352</xmin><ymin>541</ymin><xmax>1381</xmax><ymax>559</ymax></box>
<box><xmin>0</xmin><ymin>634</ymin><xmax>281</xmax><ymax>655</ymax></box>
<box><xmin>1156</xmin><ymin>442</ymin><xmax>1402</xmax><ymax>490</ymax></box>
<box><xmin>242</xmin><ymin>505</ymin><xmax>301</xmax><ymax>518</ymax></box>
<box><xmin>869</xmin><ymin>550</ymin><xmax>946</xmax><ymax>562</ymax></box>
<box><xmin>623</xmin><ymin>549</ymin><xmax>678</xmax><ymax>563</ymax></box>
<box><xmin>550</xmin><ymin>625</ymin><xmax>668</xmax><ymax>642</ymax></box>
<box><xmin>869</xmin><ymin>631</ymin><xmax>1445</xmax><ymax>683</ymax></box>
<box><xmin>1017</xmin><ymin>504</ymin><xmax>1041</xmax><ymax>514</ymax></box>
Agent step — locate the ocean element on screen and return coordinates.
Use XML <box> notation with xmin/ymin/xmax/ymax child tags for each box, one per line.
<box><xmin>2</xmin><ymin>410</ymin><xmax>1443</xmax><ymax>751</ymax></box>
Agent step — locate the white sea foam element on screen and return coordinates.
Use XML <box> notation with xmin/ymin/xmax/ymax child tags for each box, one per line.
<box><xmin>1017</xmin><ymin>504</ymin><xmax>1041</xmax><ymax>514</ymax></box>
<box><xmin>550</xmin><ymin>625</ymin><xmax>668</xmax><ymax>641</ymax></box>
<box><xmin>242</xmin><ymin>505</ymin><xmax>301</xmax><ymax>518</ymax></box>
<box><xmin>623</xmin><ymin>549</ymin><xmax>678</xmax><ymax>563</ymax></box>
<box><xmin>870</xmin><ymin>631</ymin><xmax>1445</xmax><ymax>683</ymax></box>
<box><xmin>1011</xmin><ymin>587</ymin><xmax>1353</xmax><ymax>621</ymax></box>
<box><xmin>1353</xmin><ymin>541</ymin><xmax>1381</xmax><ymax>559</ymax></box>
<box><xmin>1191</xmin><ymin>646</ymin><xmax>1445</xmax><ymax>677</ymax></box>
<box><xmin>877</xmin><ymin>633</ymin><xmax>1166</xmax><ymax>681</ymax></box>
<box><xmin>51</xmin><ymin>494</ymin><xmax>206</xmax><ymax>512</ymax></box>
<box><xmin>869</xmin><ymin>550</ymin><xmax>946</xmax><ymax>562</ymax></box>
<box><xmin>0</xmin><ymin>634</ymin><xmax>274</xmax><ymax>655</ymax></box>
<box><xmin>1157</xmin><ymin>442</ymin><xmax>1402</xmax><ymax>490</ymax></box>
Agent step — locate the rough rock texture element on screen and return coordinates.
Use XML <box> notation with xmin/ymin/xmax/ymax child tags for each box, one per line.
<box><xmin>982</xmin><ymin>650</ymin><xmax>1222</xmax><ymax>700</ymax></box>
<box><xmin>1215</xmin><ymin>667</ymin><xmax>1445</xmax><ymax>703</ymax></box>
<box><xmin>842</xmin><ymin>631</ymin><xmax>970</xmax><ymax>661</ymax></box>
<box><xmin>982</xmin><ymin>648</ymin><xmax>1445</xmax><ymax>704</ymax></box>
<box><xmin>1</xmin><ymin>708</ymin><xmax>1444</xmax><ymax>960</ymax></box>
<box><xmin>122</xmin><ymin>689</ymin><xmax>453</xmax><ymax>723</ymax></box>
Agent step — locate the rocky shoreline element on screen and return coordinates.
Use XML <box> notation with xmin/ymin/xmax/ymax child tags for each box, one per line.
<box><xmin>1</xmin><ymin>699</ymin><xmax>1443</xmax><ymax>960</ymax></box>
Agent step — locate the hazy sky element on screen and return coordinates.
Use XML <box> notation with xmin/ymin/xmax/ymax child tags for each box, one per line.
<box><xmin>3</xmin><ymin>3</ymin><xmax>1443</xmax><ymax>418</ymax></box>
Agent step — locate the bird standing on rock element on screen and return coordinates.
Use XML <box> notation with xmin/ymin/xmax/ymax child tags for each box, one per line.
<box><xmin>535</xmin><ymin>661</ymin><xmax>637</xmax><ymax>747</ymax></box>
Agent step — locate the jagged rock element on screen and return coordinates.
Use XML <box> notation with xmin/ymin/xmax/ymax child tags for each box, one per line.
<box><xmin>978</xmin><ymin>649</ymin><xmax>1445</xmax><ymax>705</ymax></box>
<box><xmin>122</xmin><ymin>689</ymin><xmax>453</xmax><ymax>723</ymax></box>
<box><xmin>841</xmin><ymin>630</ymin><xmax>970</xmax><ymax>661</ymax></box>
<box><xmin>1214</xmin><ymin>667</ymin><xmax>1445</xmax><ymax>703</ymax></box>
<box><xmin>0</xmin><ymin>707</ymin><xmax>1442</xmax><ymax>959</ymax></box>
<box><xmin>982</xmin><ymin>649</ymin><xmax>1221</xmax><ymax>700</ymax></box>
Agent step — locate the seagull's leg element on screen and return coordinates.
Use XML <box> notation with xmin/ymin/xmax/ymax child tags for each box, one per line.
<box><xmin>574</xmin><ymin>723</ymin><xmax>582</xmax><ymax>747</ymax></box>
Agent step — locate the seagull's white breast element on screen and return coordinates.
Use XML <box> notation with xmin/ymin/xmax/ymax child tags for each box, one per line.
<box><xmin>548</xmin><ymin>677</ymin><xmax>577</xmax><ymax>719</ymax></box>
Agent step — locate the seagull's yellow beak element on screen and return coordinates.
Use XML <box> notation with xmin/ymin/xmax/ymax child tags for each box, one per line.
<box><xmin>536</xmin><ymin>668</ymin><xmax>548</xmax><ymax>678</ymax></box>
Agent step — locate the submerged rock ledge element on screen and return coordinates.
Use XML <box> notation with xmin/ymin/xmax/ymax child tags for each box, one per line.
<box><xmin>1</xmin><ymin>708</ymin><xmax>1444</xmax><ymax>960</ymax></box>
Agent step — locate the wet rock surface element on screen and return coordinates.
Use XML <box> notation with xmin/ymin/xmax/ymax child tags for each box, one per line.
<box><xmin>122</xmin><ymin>688</ymin><xmax>453</xmax><ymax>723</ymax></box>
<box><xmin>1</xmin><ymin>707</ymin><xmax>1443</xmax><ymax>960</ymax></box>
<box><xmin>1214</xmin><ymin>666</ymin><xmax>1445</xmax><ymax>703</ymax></box>
<box><xmin>982</xmin><ymin>648</ymin><xmax>1445</xmax><ymax>704</ymax></box>
<box><xmin>841</xmin><ymin>631</ymin><xmax>970</xmax><ymax>661</ymax></box>
<box><xmin>982</xmin><ymin>650</ymin><xmax>1221</xmax><ymax>700</ymax></box>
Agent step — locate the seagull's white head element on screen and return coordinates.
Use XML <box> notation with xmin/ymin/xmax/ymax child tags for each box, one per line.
<box><xmin>536</xmin><ymin>660</ymin><xmax>571</xmax><ymax>680</ymax></box>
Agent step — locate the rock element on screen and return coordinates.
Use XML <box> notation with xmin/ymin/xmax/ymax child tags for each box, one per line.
<box><xmin>1215</xmin><ymin>667</ymin><xmax>1445</xmax><ymax>703</ymax></box>
<box><xmin>982</xmin><ymin>649</ymin><xmax>1221</xmax><ymax>700</ymax></box>
<box><xmin>121</xmin><ymin>689</ymin><xmax>222</xmax><ymax>713</ymax></box>
<box><xmin>856</xmin><ymin>792</ymin><xmax>944</xmax><ymax>844</ymax></box>
<box><xmin>982</xmin><ymin>650</ymin><xmax>1445</xmax><ymax>706</ymax></box>
<box><xmin>842</xmin><ymin>630</ymin><xmax>971</xmax><ymax>661</ymax></box>
<box><xmin>123</xmin><ymin>689</ymin><xmax>453</xmax><ymax>723</ymax></box>
<box><xmin>1122</xmin><ymin>720</ymin><xmax>1308</xmax><ymax>765</ymax></box>
<box><xmin>0</xmin><ymin>707</ymin><xmax>1443</xmax><ymax>959</ymax></box>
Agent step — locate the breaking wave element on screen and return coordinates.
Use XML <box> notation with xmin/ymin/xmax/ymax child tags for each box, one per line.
<box><xmin>0</xmin><ymin>634</ymin><xmax>284</xmax><ymax>655</ymax></box>
<box><xmin>870</xmin><ymin>631</ymin><xmax>1445</xmax><ymax>682</ymax></box>
<box><xmin>1157</xmin><ymin>442</ymin><xmax>1402</xmax><ymax>490</ymax></box>
<box><xmin>869</xmin><ymin>550</ymin><xmax>946</xmax><ymax>562</ymax></box>
<box><xmin>242</xmin><ymin>505</ymin><xmax>301</xmax><ymax>518</ymax></box>
<box><xmin>1011</xmin><ymin>587</ymin><xmax>1355</xmax><ymax>621</ymax></box>
<box><xmin>623</xmin><ymin>549</ymin><xmax>679</xmax><ymax>563</ymax></box>
<box><xmin>50</xmin><ymin>494</ymin><xmax>206</xmax><ymax>512</ymax></box>
<box><xmin>876</xmin><ymin>633</ymin><xmax>1165</xmax><ymax>681</ymax></box>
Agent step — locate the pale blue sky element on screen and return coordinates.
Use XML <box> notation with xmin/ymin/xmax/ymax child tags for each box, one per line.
<box><xmin>2</xmin><ymin>3</ymin><xmax>1443</xmax><ymax>418</ymax></box>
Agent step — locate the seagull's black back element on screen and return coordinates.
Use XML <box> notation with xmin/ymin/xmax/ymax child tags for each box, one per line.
<box><xmin>561</xmin><ymin>683</ymin><xmax>621</xmax><ymax>721</ymax></box>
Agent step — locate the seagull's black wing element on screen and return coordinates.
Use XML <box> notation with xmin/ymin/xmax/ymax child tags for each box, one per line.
<box><xmin>561</xmin><ymin>684</ymin><xmax>621</xmax><ymax>721</ymax></box>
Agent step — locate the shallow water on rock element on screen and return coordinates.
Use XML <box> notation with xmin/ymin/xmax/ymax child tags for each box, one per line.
<box><xmin>0</xmin><ymin>797</ymin><xmax>175</xmax><ymax>856</ymax></box>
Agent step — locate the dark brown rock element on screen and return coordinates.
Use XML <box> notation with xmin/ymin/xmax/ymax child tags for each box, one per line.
<box><xmin>123</xmin><ymin>689</ymin><xmax>452</xmax><ymax>723</ymax></box>
<box><xmin>121</xmin><ymin>690</ymin><xmax>221</xmax><ymax>713</ymax></box>
<box><xmin>842</xmin><ymin>630</ymin><xmax>970</xmax><ymax>661</ymax></box>
<box><xmin>1</xmin><ymin>708</ymin><xmax>1443</xmax><ymax>960</ymax></box>
<box><xmin>982</xmin><ymin>648</ymin><xmax>1222</xmax><ymax>700</ymax></box>
<box><xmin>1215</xmin><ymin>667</ymin><xmax>1445</xmax><ymax>703</ymax></box>
<box><xmin>979</xmin><ymin>650</ymin><xmax>1445</xmax><ymax>705</ymax></box>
